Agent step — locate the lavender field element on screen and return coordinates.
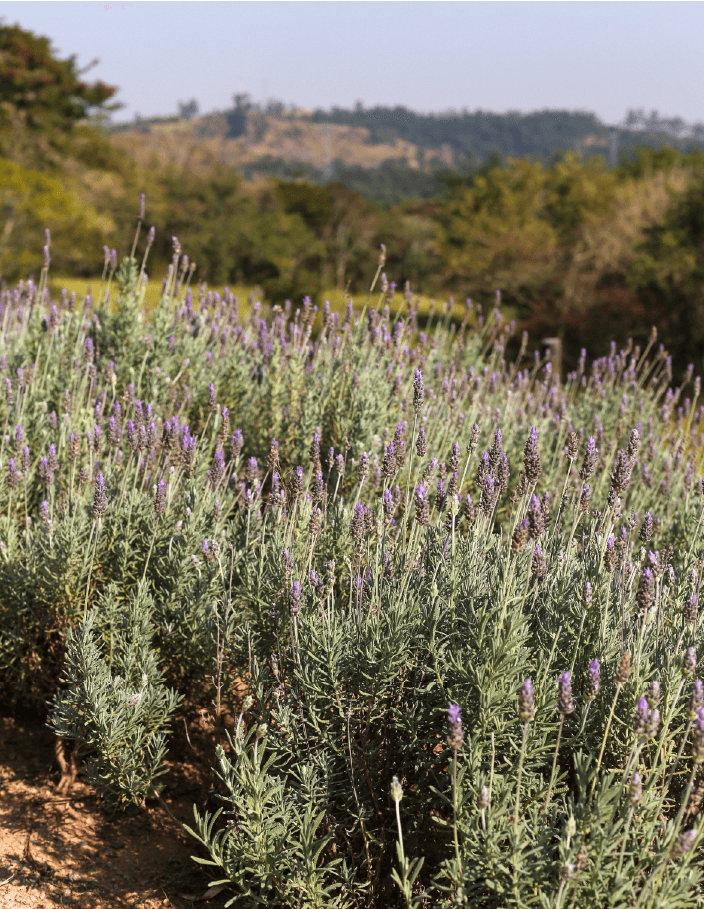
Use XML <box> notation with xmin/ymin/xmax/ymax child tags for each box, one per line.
<box><xmin>3</xmin><ymin>209</ymin><xmax>704</xmax><ymax>908</ymax></box>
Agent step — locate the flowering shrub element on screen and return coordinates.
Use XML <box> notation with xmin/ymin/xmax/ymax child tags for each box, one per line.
<box><xmin>2</xmin><ymin>213</ymin><xmax>704</xmax><ymax>906</ymax></box>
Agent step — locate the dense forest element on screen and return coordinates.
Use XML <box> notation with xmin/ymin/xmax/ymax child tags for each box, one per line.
<box><xmin>309</xmin><ymin>105</ymin><xmax>608</xmax><ymax>160</ymax></box>
<box><xmin>3</xmin><ymin>23</ymin><xmax>704</xmax><ymax>375</ymax></box>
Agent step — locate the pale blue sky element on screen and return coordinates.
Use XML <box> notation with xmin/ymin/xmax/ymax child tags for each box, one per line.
<box><xmin>2</xmin><ymin>1</ymin><xmax>703</xmax><ymax>126</ymax></box>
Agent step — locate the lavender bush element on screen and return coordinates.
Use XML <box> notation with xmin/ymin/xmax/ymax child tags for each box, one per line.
<box><xmin>0</xmin><ymin>209</ymin><xmax>703</xmax><ymax>905</ymax></box>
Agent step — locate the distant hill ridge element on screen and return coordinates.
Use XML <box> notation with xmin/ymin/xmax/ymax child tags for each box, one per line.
<box><xmin>109</xmin><ymin>102</ymin><xmax>704</xmax><ymax>205</ymax></box>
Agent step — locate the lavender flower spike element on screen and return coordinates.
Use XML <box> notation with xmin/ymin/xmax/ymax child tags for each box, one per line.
<box><xmin>92</xmin><ymin>472</ymin><xmax>107</xmax><ymax>518</ymax></box>
<box><xmin>633</xmin><ymin>697</ymin><xmax>649</xmax><ymax>739</ymax></box>
<box><xmin>629</xmin><ymin>772</ymin><xmax>642</xmax><ymax>806</ymax></box>
<box><xmin>673</xmin><ymin>829</ymin><xmax>698</xmax><ymax>859</ymax></box>
<box><xmin>415</xmin><ymin>482</ymin><xmax>429</xmax><ymax>526</ymax></box>
<box><xmin>519</xmin><ymin>678</ymin><xmax>535</xmax><ymax>723</ymax></box>
<box><xmin>413</xmin><ymin>368</ymin><xmax>425</xmax><ymax>412</ymax></box>
<box><xmin>557</xmin><ymin>671</ymin><xmax>575</xmax><ymax>716</ymax></box>
<box><xmin>447</xmin><ymin>702</ymin><xmax>464</xmax><ymax>750</ymax></box>
<box><xmin>585</xmin><ymin>658</ymin><xmax>600</xmax><ymax>701</ymax></box>
<box><xmin>154</xmin><ymin>478</ymin><xmax>166</xmax><ymax>518</ymax></box>
<box><xmin>684</xmin><ymin>648</ymin><xmax>698</xmax><ymax>678</ymax></box>
<box><xmin>690</xmin><ymin>681</ymin><xmax>704</xmax><ymax>720</ymax></box>
<box><xmin>692</xmin><ymin>713</ymin><xmax>704</xmax><ymax>764</ymax></box>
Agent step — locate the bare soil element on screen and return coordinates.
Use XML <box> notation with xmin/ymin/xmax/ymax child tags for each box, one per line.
<box><xmin>0</xmin><ymin>713</ymin><xmax>232</xmax><ymax>909</ymax></box>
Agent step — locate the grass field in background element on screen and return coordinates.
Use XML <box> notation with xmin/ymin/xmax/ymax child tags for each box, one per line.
<box><xmin>49</xmin><ymin>276</ymin><xmax>488</xmax><ymax>327</ymax></box>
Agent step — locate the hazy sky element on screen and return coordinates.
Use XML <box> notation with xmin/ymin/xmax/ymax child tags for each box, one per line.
<box><xmin>2</xmin><ymin>1</ymin><xmax>703</xmax><ymax>126</ymax></box>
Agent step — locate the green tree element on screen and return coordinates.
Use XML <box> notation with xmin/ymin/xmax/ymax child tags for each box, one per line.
<box><xmin>0</xmin><ymin>22</ymin><xmax>119</xmax><ymax>134</ymax></box>
<box><xmin>628</xmin><ymin>162</ymin><xmax>704</xmax><ymax>369</ymax></box>
<box><xmin>435</xmin><ymin>157</ymin><xmax>558</xmax><ymax>300</ymax></box>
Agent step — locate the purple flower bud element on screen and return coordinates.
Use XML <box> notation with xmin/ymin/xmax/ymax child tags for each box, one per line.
<box><xmin>413</xmin><ymin>368</ymin><xmax>425</xmax><ymax>412</ymax></box>
<box><xmin>154</xmin><ymin>478</ymin><xmax>166</xmax><ymax>517</ymax></box>
<box><xmin>531</xmin><ymin>544</ymin><xmax>547</xmax><ymax>578</ymax></box>
<box><xmin>523</xmin><ymin>427</ymin><xmax>542</xmax><ymax>482</ymax></box>
<box><xmin>685</xmin><ymin>593</ymin><xmax>698</xmax><ymax>625</ymax></box>
<box><xmin>691</xmin><ymin>680</ymin><xmax>704</xmax><ymax>720</ymax></box>
<box><xmin>519</xmin><ymin>678</ymin><xmax>535</xmax><ymax>723</ymax></box>
<box><xmin>684</xmin><ymin>648</ymin><xmax>698</xmax><ymax>677</ymax></box>
<box><xmin>357</xmin><ymin>451</ymin><xmax>369</xmax><ymax>485</ymax></box>
<box><xmin>6</xmin><ymin>458</ymin><xmax>20</xmax><ymax>490</ymax></box>
<box><xmin>382</xmin><ymin>488</ymin><xmax>394</xmax><ymax>524</ymax></box>
<box><xmin>629</xmin><ymin>772</ymin><xmax>642</xmax><ymax>806</ymax></box>
<box><xmin>557</xmin><ymin>671</ymin><xmax>575</xmax><ymax>715</ymax></box>
<box><xmin>693</xmin><ymin>713</ymin><xmax>704</xmax><ymax>763</ymax></box>
<box><xmin>527</xmin><ymin>493</ymin><xmax>544</xmax><ymax>539</ymax></box>
<box><xmin>415</xmin><ymin>482</ymin><xmax>430</xmax><ymax>526</ymax></box>
<box><xmin>447</xmin><ymin>702</ymin><xmax>464</xmax><ymax>750</ymax></box>
<box><xmin>580</xmin><ymin>436</ymin><xmax>598</xmax><ymax>482</ymax></box>
<box><xmin>40</xmin><ymin>499</ymin><xmax>52</xmax><ymax>534</ymax></box>
<box><xmin>382</xmin><ymin>440</ymin><xmax>396</xmax><ymax>479</ymax></box>
<box><xmin>673</xmin><ymin>829</ymin><xmax>697</xmax><ymax>859</ymax></box>
<box><xmin>230</xmin><ymin>429</ymin><xmax>243</xmax><ymax>459</ymax></box>
<box><xmin>289</xmin><ymin>580</ymin><xmax>302</xmax><ymax>617</ymax></box>
<box><xmin>290</xmin><ymin>465</ymin><xmax>304</xmax><ymax>500</ymax></box>
<box><xmin>636</xmin><ymin>568</ymin><xmax>655</xmax><ymax>613</ymax></box>
<box><xmin>640</xmin><ymin>512</ymin><xmax>654</xmax><ymax>544</ymax></box>
<box><xmin>634</xmin><ymin>696</ymin><xmax>659</xmax><ymax>741</ymax></box>
<box><xmin>480</xmin><ymin>475</ymin><xmax>497</xmax><ymax>516</ymax></box>
<box><xmin>92</xmin><ymin>472</ymin><xmax>107</xmax><ymax>518</ymax></box>
<box><xmin>245</xmin><ymin>456</ymin><xmax>258</xmax><ymax>484</ymax></box>
<box><xmin>202</xmin><ymin>538</ymin><xmax>215</xmax><ymax>565</ymax></box>
<box><xmin>350</xmin><ymin>501</ymin><xmax>365</xmax><ymax>543</ymax></box>
<box><xmin>585</xmin><ymin>659</ymin><xmax>600</xmax><ymax>700</ymax></box>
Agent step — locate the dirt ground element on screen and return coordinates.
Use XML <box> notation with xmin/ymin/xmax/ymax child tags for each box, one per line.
<box><xmin>0</xmin><ymin>713</ymin><xmax>232</xmax><ymax>909</ymax></box>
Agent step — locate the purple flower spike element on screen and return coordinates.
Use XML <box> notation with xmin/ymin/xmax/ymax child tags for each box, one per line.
<box><xmin>413</xmin><ymin>368</ymin><xmax>425</xmax><ymax>412</ymax></box>
<box><xmin>519</xmin><ymin>679</ymin><xmax>535</xmax><ymax>723</ymax></box>
<box><xmin>154</xmin><ymin>478</ymin><xmax>166</xmax><ymax>517</ymax></box>
<box><xmin>92</xmin><ymin>472</ymin><xmax>107</xmax><ymax>519</ymax></box>
<box><xmin>557</xmin><ymin>671</ymin><xmax>575</xmax><ymax>716</ymax></box>
<box><xmin>692</xmin><ymin>713</ymin><xmax>704</xmax><ymax>764</ymax></box>
<box><xmin>691</xmin><ymin>681</ymin><xmax>704</xmax><ymax>720</ymax></box>
<box><xmin>634</xmin><ymin>695</ymin><xmax>659</xmax><ymax>742</ymax></box>
<box><xmin>230</xmin><ymin>429</ymin><xmax>243</xmax><ymax>459</ymax></box>
<box><xmin>585</xmin><ymin>659</ymin><xmax>600</xmax><ymax>700</ymax></box>
<box><xmin>447</xmin><ymin>702</ymin><xmax>464</xmax><ymax>750</ymax></box>
<box><xmin>684</xmin><ymin>648</ymin><xmax>698</xmax><ymax>677</ymax></box>
<box><xmin>415</xmin><ymin>482</ymin><xmax>429</xmax><ymax>526</ymax></box>
<box><xmin>289</xmin><ymin>580</ymin><xmax>302</xmax><ymax>617</ymax></box>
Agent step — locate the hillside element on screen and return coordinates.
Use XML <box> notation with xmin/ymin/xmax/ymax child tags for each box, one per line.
<box><xmin>110</xmin><ymin>109</ymin><xmax>454</xmax><ymax>178</ymax></box>
<box><xmin>109</xmin><ymin>105</ymin><xmax>704</xmax><ymax>208</ymax></box>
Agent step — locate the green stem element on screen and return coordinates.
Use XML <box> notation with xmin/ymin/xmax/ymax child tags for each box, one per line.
<box><xmin>545</xmin><ymin>715</ymin><xmax>565</xmax><ymax>812</ymax></box>
<box><xmin>83</xmin><ymin>518</ymin><xmax>100</xmax><ymax>620</ymax></box>
<box><xmin>514</xmin><ymin>722</ymin><xmax>529</xmax><ymax>827</ymax></box>
<box><xmin>591</xmin><ymin>682</ymin><xmax>622</xmax><ymax>797</ymax></box>
<box><xmin>452</xmin><ymin>747</ymin><xmax>461</xmax><ymax>868</ymax></box>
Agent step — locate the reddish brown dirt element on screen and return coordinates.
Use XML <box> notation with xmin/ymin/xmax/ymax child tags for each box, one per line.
<box><xmin>0</xmin><ymin>715</ymin><xmax>232</xmax><ymax>909</ymax></box>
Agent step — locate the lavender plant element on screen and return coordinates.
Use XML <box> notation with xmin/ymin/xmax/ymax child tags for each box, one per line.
<box><xmin>1</xmin><ymin>208</ymin><xmax>704</xmax><ymax>905</ymax></box>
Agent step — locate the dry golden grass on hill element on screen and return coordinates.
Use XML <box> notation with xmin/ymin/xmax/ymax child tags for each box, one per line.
<box><xmin>110</xmin><ymin>109</ymin><xmax>452</xmax><ymax>178</ymax></box>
